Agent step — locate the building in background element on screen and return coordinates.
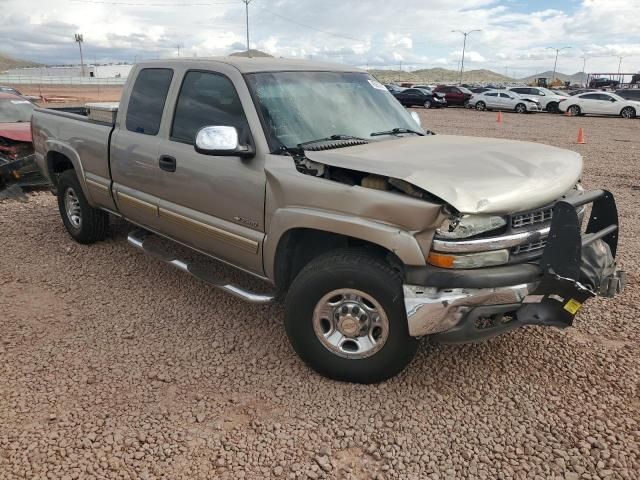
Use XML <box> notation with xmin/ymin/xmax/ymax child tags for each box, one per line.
<box><xmin>3</xmin><ymin>64</ymin><xmax>133</xmax><ymax>78</ymax></box>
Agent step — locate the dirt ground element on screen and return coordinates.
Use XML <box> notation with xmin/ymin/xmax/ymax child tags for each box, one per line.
<box><xmin>0</xmin><ymin>107</ymin><xmax>638</xmax><ymax>480</ymax></box>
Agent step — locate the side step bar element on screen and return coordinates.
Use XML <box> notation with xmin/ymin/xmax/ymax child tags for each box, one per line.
<box><xmin>127</xmin><ymin>229</ymin><xmax>275</xmax><ymax>304</ymax></box>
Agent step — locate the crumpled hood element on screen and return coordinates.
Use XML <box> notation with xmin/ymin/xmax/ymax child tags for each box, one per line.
<box><xmin>0</xmin><ymin>122</ymin><xmax>32</xmax><ymax>143</ymax></box>
<box><xmin>305</xmin><ymin>135</ymin><xmax>583</xmax><ymax>214</ymax></box>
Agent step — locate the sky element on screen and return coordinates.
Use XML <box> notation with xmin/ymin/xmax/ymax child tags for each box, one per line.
<box><xmin>1</xmin><ymin>0</ymin><xmax>639</xmax><ymax>77</ymax></box>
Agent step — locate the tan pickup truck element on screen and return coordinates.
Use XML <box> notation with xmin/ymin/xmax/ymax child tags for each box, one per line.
<box><xmin>32</xmin><ymin>58</ymin><xmax>624</xmax><ymax>383</ymax></box>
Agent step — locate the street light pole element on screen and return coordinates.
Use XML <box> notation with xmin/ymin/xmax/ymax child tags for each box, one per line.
<box><xmin>581</xmin><ymin>55</ymin><xmax>587</xmax><ymax>87</ymax></box>
<box><xmin>452</xmin><ymin>29</ymin><xmax>482</xmax><ymax>84</ymax></box>
<box><xmin>74</xmin><ymin>34</ymin><xmax>85</xmax><ymax>77</ymax></box>
<box><xmin>243</xmin><ymin>0</ymin><xmax>253</xmax><ymax>55</ymax></box>
<box><xmin>546</xmin><ymin>46</ymin><xmax>571</xmax><ymax>82</ymax></box>
<box><xmin>617</xmin><ymin>56</ymin><xmax>624</xmax><ymax>83</ymax></box>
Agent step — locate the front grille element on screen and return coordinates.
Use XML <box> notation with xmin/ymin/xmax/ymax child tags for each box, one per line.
<box><xmin>511</xmin><ymin>238</ymin><xmax>547</xmax><ymax>256</ymax></box>
<box><xmin>511</xmin><ymin>207</ymin><xmax>553</xmax><ymax>229</ymax></box>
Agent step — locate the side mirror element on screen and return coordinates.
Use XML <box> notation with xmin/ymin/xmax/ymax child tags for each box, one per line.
<box><xmin>610</xmin><ymin>98</ymin><xmax>617</xmax><ymax>102</ymax></box>
<box><xmin>410</xmin><ymin>111</ymin><xmax>422</xmax><ymax>127</ymax></box>
<box><xmin>195</xmin><ymin>126</ymin><xmax>255</xmax><ymax>158</ymax></box>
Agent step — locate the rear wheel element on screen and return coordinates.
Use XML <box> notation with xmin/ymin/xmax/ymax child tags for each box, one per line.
<box><xmin>475</xmin><ymin>101</ymin><xmax>486</xmax><ymax>111</ymax></box>
<box><xmin>57</xmin><ymin>170</ymin><xmax>108</xmax><ymax>244</ymax></box>
<box><xmin>620</xmin><ymin>106</ymin><xmax>636</xmax><ymax>119</ymax></box>
<box><xmin>423</xmin><ymin>100</ymin><xmax>432</xmax><ymax>109</ymax></box>
<box><xmin>568</xmin><ymin>105</ymin><xmax>581</xmax><ymax>116</ymax></box>
<box><xmin>284</xmin><ymin>250</ymin><xmax>418</xmax><ymax>383</ymax></box>
<box><xmin>546</xmin><ymin>101</ymin><xmax>559</xmax><ymax>113</ymax></box>
<box><xmin>515</xmin><ymin>103</ymin><xmax>527</xmax><ymax>114</ymax></box>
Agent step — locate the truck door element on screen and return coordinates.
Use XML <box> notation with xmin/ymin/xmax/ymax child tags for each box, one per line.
<box><xmin>153</xmin><ymin>69</ymin><xmax>266</xmax><ymax>274</ymax></box>
<box><xmin>110</xmin><ymin>67</ymin><xmax>174</xmax><ymax>232</ymax></box>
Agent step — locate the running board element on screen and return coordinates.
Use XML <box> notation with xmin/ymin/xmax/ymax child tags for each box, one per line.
<box><xmin>127</xmin><ymin>229</ymin><xmax>275</xmax><ymax>304</ymax></box>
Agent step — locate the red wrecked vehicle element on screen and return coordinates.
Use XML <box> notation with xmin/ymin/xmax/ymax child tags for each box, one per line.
<box><xmin>0</xmin><ymin>92</ymin><xmax>47</xmax><ymax>196</ymax></box>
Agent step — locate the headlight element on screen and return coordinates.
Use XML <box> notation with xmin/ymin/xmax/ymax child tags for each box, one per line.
<box><xmin>436</xmin><ymin>214</ymin><xmax>506</xmax><ymax>239</ymax></box>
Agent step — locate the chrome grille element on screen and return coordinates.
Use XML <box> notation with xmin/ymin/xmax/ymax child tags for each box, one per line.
<box><xmin>511</xmin><ymin>239</ymin><xmax>547</xmax><ymax>256</ymax></box>
<box><xmin>511</xmin><ymin>207</ymin><xmax>553</xmax><ymax>229</ymax></box>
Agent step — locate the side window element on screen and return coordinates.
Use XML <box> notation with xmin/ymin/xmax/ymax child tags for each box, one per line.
<box><xmin>126</xmin><ymin>68</ymin><xmax>173</xmax><ymax>135</ymax></box>
<box><xmin>171</xmin><ymin>71</ymin><xmax>249</xmax><ymax>144</ymax></box>
<box><xmin>582</xmin><ymin>94</ymin><xmax>601</xmax><ymax>100</ymax></box>
<box><xmin>511</xmin><ymin>88</ymin><xmax>524</xmax><ymax>94</ymax></box>
<box><xmin>599</xmin><ymin>94</ymin><xmax>614</xmax><ymax>101</ymax></box>
<box><xmin>485</xmin><ymin>92</ymin><xmax>498</xmax><ymax>97</ymax></box>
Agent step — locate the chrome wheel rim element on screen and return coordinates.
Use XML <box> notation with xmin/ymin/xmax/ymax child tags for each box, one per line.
<box><xmin>516</xmin><ymin>104</ymin><xmax>525</xmax><ymax>113</ymax></box>
<box><xmin>64</xmin><ymin>187</ymin><xmax>82</xmax><ymax>228</ymax></box>
<box><xmin>622</xmin><ymin>108</ymin><xmax>633</xmax><ymax>118</ymax></box>
<box><xmin>312</xmin><ymin>289</ymin><xmax>389</xmax><ymax>359</ymax></box>
<box><xmin>570</xmin><ymin>106</ymin><xmax>580</xmax><ymax>115</ymax></box>
<box><xmin>476</xmin><ymin>103</ymin><xmax>485</xmax><ymax>111</ymax></box>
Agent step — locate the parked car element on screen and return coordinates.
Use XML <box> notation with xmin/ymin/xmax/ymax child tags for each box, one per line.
<box><xmin>0</xmin><ymin>92</ymin><xmax>46</xmax><ymax>192</ymax></box>
<box><xmin>433</xmin><ymin>85</ymin><xmax>473</xmax><ymax>106</ymax></box>
<box><xmin>31</xmin><ymin>58</ymin><xmax>624</xmax><ymax>383</ymax></box>
<box><xmin>508</xmin><ymin>87</ymin><xmax>565</xmax><ymax>113</ymax></box>
<box><xmin>413</xmin><ymin>85</ymin><xmax>435</xmax><ymax>92</ymax></box>
<box><xmin>558</xmin><ymin>91</ymin><xmax>639</xmax><ymax>118</ymax></box>
<box><xmin>385</xmin><ymin>84</ymin><xmax>405</xmax><ymax>94</ymax></box>
<box><xmin>468</xmin><ymin>90</ymin><xmax>540</xmax><ymax>113</ymax></box>
<box><xmin>589</xmin><ymin>78</ymin><xmax>620</xmax><ymax>89</ymax></box>
<box><xmin>615</xmin><ymin>89</ymin><xmax>640</xmax><ymax>101</ymax></box>
<box><xmin>393</xmin><ymin>88</ymin><xmax>447</xmax><ymax>108</ymax></box>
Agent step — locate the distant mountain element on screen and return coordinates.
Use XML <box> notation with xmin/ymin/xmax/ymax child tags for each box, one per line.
<box><xmin>370</xmin><ymin>67</ymin><xmax>515</xmax><ymax>85</ymax></box>
<box><xmin>0</xmin><ymin>53</ymin><xmax>40</xmax><ymax>72</ymax></box>
<box><xmin>519</xmin><ymin>71</ymin><xmax>587</xmax><ymax>84</ymax></box>
<box><xmin>229</xmin><ymin>49</ymin><xmax>272</xmax><ymax>58</ymax></box>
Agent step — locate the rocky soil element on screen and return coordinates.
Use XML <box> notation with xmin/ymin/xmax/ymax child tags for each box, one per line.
<box><xmin>0</xmin><ymin>108</ymin><xmax>638</xmax><ymax>479</ymax></box>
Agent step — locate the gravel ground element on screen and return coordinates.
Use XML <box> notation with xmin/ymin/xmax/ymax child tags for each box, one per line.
<box><xmin>1</xmin><ymin>108</ymin><xmax>638</xmax><ymax>480</ymax></box>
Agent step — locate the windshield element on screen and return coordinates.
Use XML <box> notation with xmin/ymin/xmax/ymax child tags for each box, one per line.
<box><xmin>0</xmin><ymin>98</ymin><xmax>34</xmax><ymax>123</ymax></box>
<box><xmin>458</xmin><ymin>87</ymin><xmax>473</xmax><ymax>94</ymax></box>
<box><xmin>245</xmin><ymin>71</ymin><xmax>421</xmax><ymax>149</ymax></box>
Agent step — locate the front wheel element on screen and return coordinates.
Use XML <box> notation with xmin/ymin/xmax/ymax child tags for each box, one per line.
<box><xmin>284</xmin><ymin>250</ymin><xmax>418</xmax><ymax>383</ymax></box>
<box><xmin>515</xmin><ymin>103</ymin><xmax>527</xmax><ymax>114</ymax></box>
<box><xmin>423</xmin><ymin>100</ymin><xmax>432</xmax><ymax>109</ymax></box>
<box><xmin>546</xmin><ymin>101</ymin><xmax>559</xmax><ymax>113</ymax></box>
<box><xmin>57</xmin><ymin>170</ymin><xmax>108</xmax><ymax>244</ymax></box>
<box><xmin>621</xmin><ymin>106</ymin><xmax>636</xmax><ymax>119</ymax></box>
<box><xmin>568</xmin><ymin>105</ymin><xmax>581</xmax><ymax>116</ymax></box>
<box><xmin>475</xmin><ymin>101</ymin><xmax>486</xmax><ymax>111</ymax></box>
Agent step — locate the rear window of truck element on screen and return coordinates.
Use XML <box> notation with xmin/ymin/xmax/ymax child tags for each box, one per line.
<box><xmin>126</xmin><ymin>68</ymin><xmax>173</xmax><ymax>135</ymax></box>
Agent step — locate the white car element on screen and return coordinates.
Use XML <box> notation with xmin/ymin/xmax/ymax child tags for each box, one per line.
<box><xmin>468</xmin><ymin>90</ymin><xmax>541</xmax><ymax>113</ymax></box>
<box><xmin>508</xmin><ymin>87</ymin><xmax>566</xmax><ymax>113</ymax></box>
<box><xmin>558</xmin><ymin>92</ymin><xmax>639</xmax><ymax>119</ymax></box>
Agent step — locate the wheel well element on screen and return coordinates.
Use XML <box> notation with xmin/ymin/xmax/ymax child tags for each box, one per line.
<box><xmin>273</xmin><ymin>228</ymin><xmax>403</xmax><ymax>292</ymax></box>
<box><xmin>47</xmin><ymin>151</ymin><xmax>75</xmax><ymax>188</ymax></box>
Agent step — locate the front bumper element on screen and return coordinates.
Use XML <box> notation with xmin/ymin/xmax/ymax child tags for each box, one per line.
<box><xmin>404</xmin><ymin>190</ymin><xmax>625</xmax><ymax>341</ymax></box>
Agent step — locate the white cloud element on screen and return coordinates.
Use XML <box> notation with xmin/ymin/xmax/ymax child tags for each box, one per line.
<box><xmin>0</xmin><ymin>0</ymin><xmax>638</xmax><ymax>77</ymax></box>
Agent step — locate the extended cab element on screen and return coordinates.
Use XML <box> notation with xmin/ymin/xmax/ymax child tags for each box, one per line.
<box><xmin>32</xmin><ymin>58</ymin><xmax>625</xmax><ymax>383</ymax></box>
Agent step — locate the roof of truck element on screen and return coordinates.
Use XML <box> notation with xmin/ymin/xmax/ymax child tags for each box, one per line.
<box><xmin>136</xmin><ymin>57</ymin><xmax>364</xmax><ymax>74</ymax></box>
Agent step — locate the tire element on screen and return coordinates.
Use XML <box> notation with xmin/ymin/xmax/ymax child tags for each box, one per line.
<box><xmin>620</xmin><ymin>106</ymin><xmax>636</xmax><ymax>119</ymax></box>
<box><xmin>57</xmin><ymin>169</ymin><xmax>108</xmax><ymax>244</ymax></box>
<box><xmin>546</xmin><ymin>102</ymin><xmax>559</xmax><ymax>113</ymax></box>
<box><xmin>475</xmin><ymin>101</ymin><xmax>486</xmax><ymax>111</ymax></box>
<box><xmin>284</xmin><ymin>249</ymin><xmax>418</xmax><ymax>384</ymax></box>
<box><xmin>423</xmin><ymin>100</ymin><xmax>432</xmax><ymax>109</ymax></box>
<box><xmin>568</xmin><ymin>105</ymin><xmax>581</xmax><ymax>116</ymax></box>
<box><xmin>515</xmin><ymin>103</ymin><xmax>527</xmax><ymax>114</ymax></box>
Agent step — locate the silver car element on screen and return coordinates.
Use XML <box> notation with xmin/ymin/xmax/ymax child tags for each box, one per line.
<box><xmin>469</xmin><ymin>90</ymin><xmax>541</xmax><ymax>113</ymax></box>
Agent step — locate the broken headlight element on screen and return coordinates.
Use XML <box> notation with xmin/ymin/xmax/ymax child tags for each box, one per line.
<box><xmin>436</xmin><ymin>214</ymin><xmax>506</xmax><ymax>239</ymax></box>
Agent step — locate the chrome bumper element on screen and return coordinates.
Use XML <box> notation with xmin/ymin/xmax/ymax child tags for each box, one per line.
<box><xmin>403</xmin><ymin>283</ymin><xmax>534</xmax><ymax>337</ymax></box>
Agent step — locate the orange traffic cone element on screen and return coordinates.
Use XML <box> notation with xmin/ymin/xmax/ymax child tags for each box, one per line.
<box><xmin>497</xmin><ymin>111</ymin><xmax>503</xmax><ymax>123</ymax></box>
<box><xmin>577</xmin><ymin>128</ymin><xmax>586</xmax><ymax>144</ymax></box>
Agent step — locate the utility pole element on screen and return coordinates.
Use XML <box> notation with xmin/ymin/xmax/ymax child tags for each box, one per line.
<box><xmin>617</xmin><ymin>56</ymin><xmax>625</xmax><ymax>83</ymax></box>
<box><xmin>452</xmin><ymin>29</ymin><xmax>482</xmax><ymax>84</ymax></box>
<box><xmin>243</xmin><ymin>0</ymin><xmax>253</xmax><ymax>55</ymax></box>
<box><xmin>546</xmin><ymin>46</ymin><xmax>571</xmax><ymax>81</ymax></box>
<box><xmin>581</xmin><ymin>55</ymin><xmax>587</xmax><ymax>87</ymax></box>
<box><xmin>74</xmin><ymin>34</ymin><xmax>85</xmax><ymax>77</ymax></box>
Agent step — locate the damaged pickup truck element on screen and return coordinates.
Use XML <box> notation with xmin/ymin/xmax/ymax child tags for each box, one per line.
<box><xmin>32</xmin><ymin>58</ymin><xmax>625</xmax><ymax>383</ymax></box>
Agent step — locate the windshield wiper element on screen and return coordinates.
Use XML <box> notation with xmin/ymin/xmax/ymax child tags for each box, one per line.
<box><xmin>298</xmin><ymin>134</ymin><xmax>366</xmax><ymax>147</ymax></box>
<box><xmin>370</xmin><ymin>127</ymin><xmax>424</xmax><ymax>137</ymax></box>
